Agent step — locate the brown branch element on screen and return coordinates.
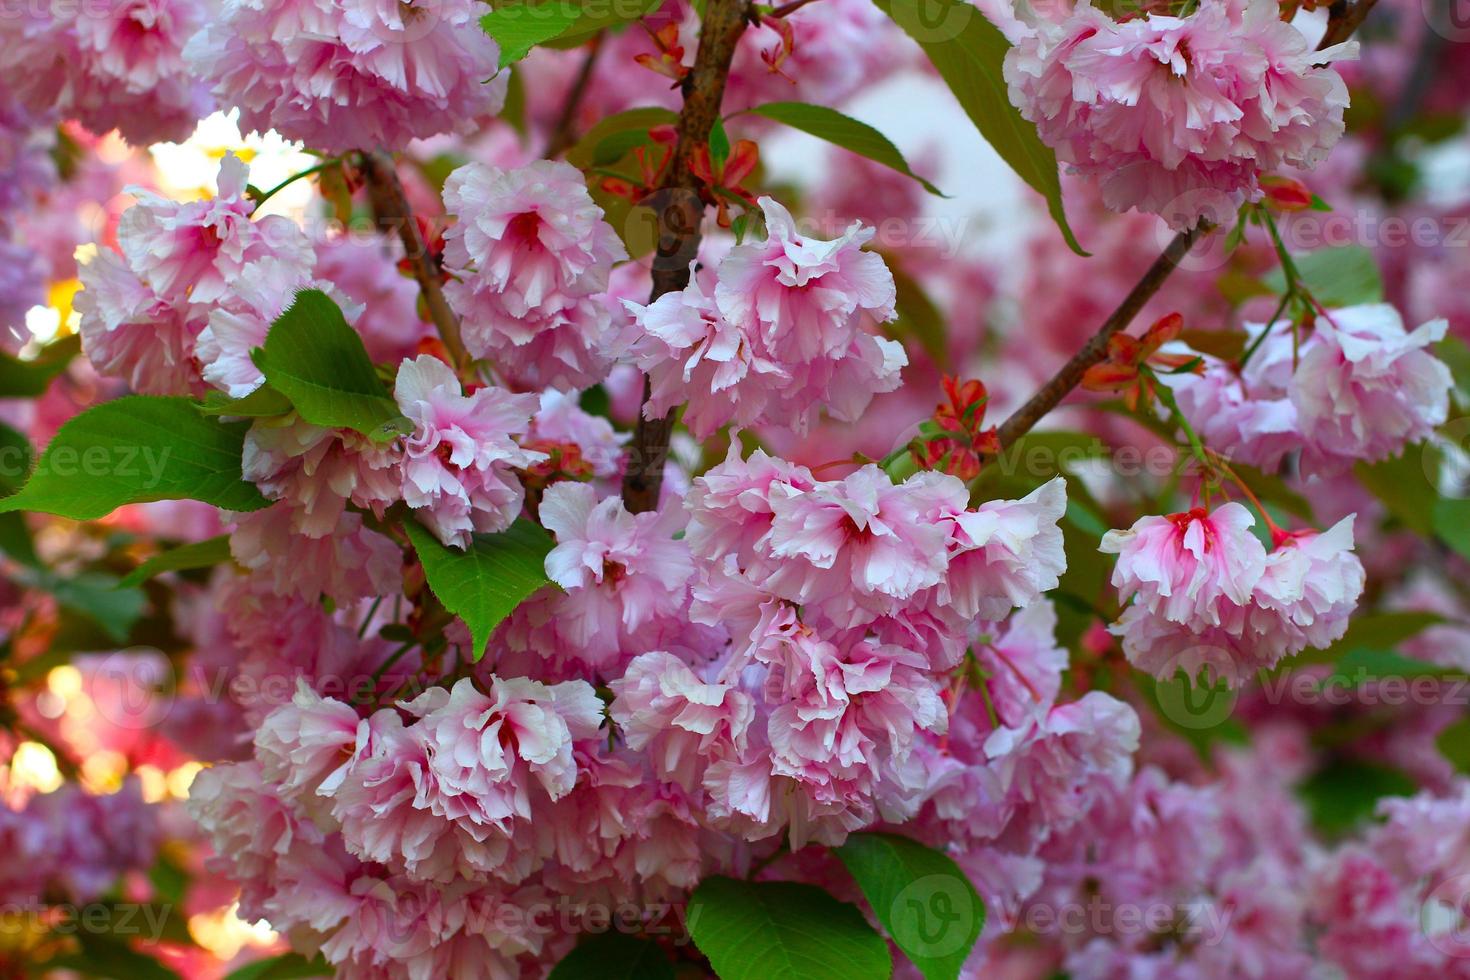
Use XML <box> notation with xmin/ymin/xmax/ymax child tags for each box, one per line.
<box><xmin>621</xmin><ymin>0</ymin><xmax>751</xmax><ymax>513</ymax></box>
<box><xmin>992</xmin><ymin>223</ymin><xmax>1208</xmax><ymax>449</ymax></box>
<box><xmin>1318</xmin><ymin>0</ymin><xmax>1378</xmax><ymax>48</ymax></box>
<box><xmin>988</xmin><ymin>0</ymin><xmax>1379</xmax><ymax>455</ymax></box>
<box><xmin>359</xmin><ymin>150</ymin><xmax>472</xmax><ymax>375</ymax></box>
<box><xmin>542</xmin><ymin>36</ymin><xmax>605</xmax><ymax>160</ymax></box>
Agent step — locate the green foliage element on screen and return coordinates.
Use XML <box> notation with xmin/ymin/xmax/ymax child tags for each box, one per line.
<box><xmin>222</xmin><ymin>953</ymin><xmax>332</xmax><ymax>980</ymax></box>
<box><xmin>0</xmin><ymin>396</ymin><xmax>270</xmax><ymax>520</ymax></box>
<box><xmin>688</xmin><ymin>876</ymin><xmax>891</xmax><ymax>980</ymax></box>
<box><xmin>746</xmin><ymin>102</ymin><xmax>943</xmax><ymax>195</ymax></box>
<box><xmin>482</xmin><ymin>0</ymin><xmax>661</xmax><ymax>66</ymax></box>
<box><xmin>886</xmin><ymin>262</ymin><xmax>948</xmax><ymax>364</ymax></box>
<box><xmin>567</xmin><ymin>107</ymin><xmax>680</xmax><ymax>168</ymax></box>
<box><xmin>14</xmin><ymin>566</ymin><xmax>148</xmax><ymax>642</ymax></box>
<box><xmin>1292</xmin><ymin>610</ymin><xmax>1447</xmax><ymax>666</ymax></box>
<box><xmin>253</xmin><ymin>289</ymin><xmax>411</xmax><ymax>443</ymax></box>
<box><xmin>1298</xmin><ymin>759</ymin><xmax>1416</xmax><ymax>835</ymax></box>
<box><xmin>547</xmin><ymin>932</ymin><xmax>675</xmax><ymax>980</ymax></box>
<box><xmin>403</xmin><ymin>517</ymin><xmax>556</xmax><ymax>661</ymax></box>
<box><xmin>1437</xmin><ymin>717</ymin><xmax>1470</xmax><ymax>775</ymax></box>
<box><xmin>1355</xmin><ymin>443</ymin><xmax>1439</xmax><ymax>537</ymax></box>
<box><xmin>0</xmin><ymin>334</ymin><xmax>79</xmax><ymax>398</ymax></box>
<box><xmin>1262</xmin><ymin>244</ymin><xmax>1383</xmax><ymax>306</ymax></box>
<box><xmin>871</xmin><ymin>0</ymin><xmax>1083</xmax><ymax>254</ymax></box>
<box><xmin>118</xmin><ymin>535</ymin><xmax>234</xmax><ymax>588</ymax></box>
<box><xmin>0</xmin><ymin>419</ymin><xmax>33</xmax><ymax>497</ymax></box>
<box><xmin>199</xmin><ymin>384</ymin><xmax>294</xmax><ymax>419</ymax></box>
<box><xmin>836</xmin><ymin>832</ymin><xmax>984</xmax><ymax>980</ymax></box>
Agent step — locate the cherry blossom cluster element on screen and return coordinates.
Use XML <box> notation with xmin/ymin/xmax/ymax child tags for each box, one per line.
<box><xmin>1102</xmin><ymin>504</ymin><xmax>1365</xmax><ymax>685</ymax></box>
<box><xmin>1005</xmin><ymin>0</ymin><xmax>1355</xmax><ymax>228</ymax></box>
<box><xmin>0</xmin><ymin>0</ymin><xmax>212</xmax><ymax>146</ymax></box>
<box><xmin>74</xmin><ymin>154</ymin><xmax>314</xmax><ymax>396</ymax></box>
<box><xmin>1167</xmin><ymin>304</ymin><xmax>1453</xmax><ymax>477</ymax></box>
<box><xmin>0</xmin><ymin>779</ymin><xmax>159</xmax><ymax>905</ymax></box>
<box><xmin>442</xmin><ymin>161</ymin><xmax>629</xmax><ymax>391</ymax></box>
<box><xmin>186</xmin><ymin>0</ymin><xmax>506</xmax><ymax>152</ymax></box>
<box><xmin>625</xmin><ymin>197</ymin><xmax>905</xmax><ymax>437</ymax></box>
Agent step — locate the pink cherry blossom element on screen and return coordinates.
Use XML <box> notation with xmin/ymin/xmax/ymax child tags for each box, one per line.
<box><xmin>1101</xmin><ymin>502</ymin><xmax>1267</xmax><ymax>629</ymax></box>
<box><xmin>527</xmin><ymin>480</ymin><xmax>695</xmax><ymax>667</ymax></box>
<box><xmin>241</xmin><ymin>416</ymin><xmax>401</xmax><ymax>538</ymax></box>
<box><xmin>765</xmin><ymin>467</ymin><xmax>963</xmax><ymax>604</ymax></box>
<box><xmin>185</xmin><ymin>0</ymin><xmax>507</xmax><ymax>152</ymax></box>
<box><xmin>608</xmin><ymin>651</ymin><xmax>754</xmax><ymax>790</ymax></box>
<box><xmin>75</xmin><ymin>246</ymin><xmax>207</xmax><ymax>395</ymax></box>
<box><xmin>254</xmin><ymin>680</ymin><xmax>364</xmax><ymax>807</ymax></box>
<box><xmin>119</xmin><ymin>154</ymin><xmax>312</xmax><ymax>307</ymax></box>
<box><xmin>944</xmin><ymin>477</ymin><xmax>1069</xmax><ymax>620</ymax></box>
<box><xmin>627</xmin><ymin>197</ymin><xmax>905</xmax><ymax>437</ymax></box>
<box><xmin>1291</xmin><ymin>304</ymin><xmax>1452</xmax><ymax>475</ymax></box>
<box><xmin>394</xmin><ymin>355</ymin><xmax>544</xmax><ymax>548</ymax></box>
<box><xmin>229</xmin><ymin>505</ymin><xmax>403</xmax><ymax>603</ymax></box>
<box><xmin>442</xmin><ymin>161</ymin><xmax>627</xmax><ymax>388</ymax></box>
<box><xmin>0</xmin><ymin>0</ymin><xmax>212</xmax><ymax>145</ymax></box>
<box><xmin>1005</xmin><ymin>0</ymin><xmax>1354</xmax><ymax>228</ymax></box>
<box><xmin>1251</xmin><ymin>516</ymin><xmax>1365</xmax><ymax>652</ymax></box>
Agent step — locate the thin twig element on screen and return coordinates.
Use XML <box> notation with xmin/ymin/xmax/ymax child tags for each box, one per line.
<box><xmin>359</xmin><ymin>150</ymin><xmax>472</xmax><ymax>375</ymax></box>
<box><xmin>987</xmin><ymin>0</ymin><xmax>1379</xmax><ymax>455</ymax></box>
<box><xmin>991</xmin><ymin>223</ymin><xmax>1208</xmax><ymax>450</ymax></box>
<box><xmin>543</xmin><ymin>36</ymin><xmax>605</xmax><ymax>159</ymax></box>
<box><xmin>621</xmin><ymin>0</ymin><xmax>751</xmax><ymax>513</ymax></box>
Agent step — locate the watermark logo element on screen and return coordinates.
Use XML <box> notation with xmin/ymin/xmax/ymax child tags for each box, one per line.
<box><xmin>1152</xmin><ymin>649</ymin><xmax>1239</xmax><ymax>730</ymax></box>
<box><xmin>889</xmin><ymin>874</ymin><xmax>977</xmax><ymax>959</ymax></box>
<box><xmin>1423</xmin><ymin>873</ymin><xmax>1470</xmax><ymax>958</ymax></box>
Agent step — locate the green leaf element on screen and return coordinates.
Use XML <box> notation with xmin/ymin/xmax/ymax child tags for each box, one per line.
<box><xmin>1438</xmin><ymin>335</ymin><xmax>1470</xmax><ymax>409</ymax></box>
<box><xmin>119</xmin><ymin>535</ymin><xmax>233</xmax><ymax>588</ymax></box>
<box><xmin>55</xmin><ymin>932</ymin><xmax>183</xmax><ymax>980</ymax></box>
<box><xmin>403</xmin><ymin>517</ymin><xmax>556</xmax><ymax>661</ymax></box>
<box><xmin>0</xmin><ymin>419</ymin><xmax>33</xmax><ymax>497</ymax></box>
<box><xmin>0</xmin><ymin>334</ymin><xmax>79</xmax><ymax>397</ymax></box>
<box><xmin>746</xmin><ymin>102</ymin><xmax>943</xmax><ymax>196</ymax></box>
<box><xmin>1262</xmin><ymin>245</ymin><xmax>1383</xmax><ymax>307</ymax></box>
<box><xmin>871</xmin><ymin>0</ymin><xmax>1082</xmax><ymax>254</ymax></box>
<box><xmin>836</xmin><ymin>832</ymin><xmax>983</xmax><ymax>980</ymax></box>
<box><xmin>1355</xmin><ymin>444</ymin><xmax>1439</xmax><ymax>537</ymax></box>
<box><xmin>481</xmin><ymin>1</ymin><xmax>583</xmax><ymax>67</ymax></box>
<box><xmin>567</xmin><ymin>107</ymin><xmax>680</xmax><ymax>168</ymax></box>
<box><xmin>1298</xmin><ymin>759</ymin><xmax>1415</xmax><ymax>835</ymax></box>
<box><xmin>1325</xmin><ymin>647</ymin><xmax>1462</xmax><ymax>686</ymax></box>
<box><xmin>16</xmin><ymin>568</ymin><xmax>148</xmax><ymax>642</ymax></box>
<box><xmin>0</xmin><ymin>396</ymin><xmax>270</xmax><ymax>520</ymax></box>
<box><xmin>222</xmin><ymin>953</ymin><xmax>331</xmax><ymax>980</ymax></box>
<box><xmin>482</xmin><ymin>0</ymin><xmax>661</xmax><ymax>66</ymax></box>
<box><xmin>1432</xmin><ymin>497</ymin><xmax>1470</xmax><ymax>562</ymax></box>
<box><xmin>1293</xmin><ymin>611</ymin><xmax>1448</xmax><ymax>666</ymax></box>
<box><xmin>688</xmin><ymin>876</ymin><xmax>891</xmax><ymax>980</ymax></box>
<box><xmin>1437</xmin><ymin>717</ymin><xmax>1470</xmax><ymax>774</ymax></box>
<box><xmin>710</xmin><ymin>117</ymin><xmax>731</xmax><ymax>172</ymax></box>
<box><xmin>199</xmin><ymin>385</ymin><xmax>294</xmax><ymax>419</ymax></box>
<box><xmin>547</xmin><ymin>932</ymin><xmax>674</xmax><ymax>980</ymax></box>
<box><xmin>885</xmin><ymin>261</ymin><xmax>947</xmax><ymax>364</ymax></box>
<box><xmin>254</xmin><ymin>289</ymin><xmax>411</xmax><ymax>443</ymax></box>
<box><xmin>0</xmin><ymin>512</ymin><xmax>37</xmax><ymax>566</ymax></box>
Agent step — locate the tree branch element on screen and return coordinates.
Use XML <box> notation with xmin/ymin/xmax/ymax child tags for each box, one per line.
<box><xmin>542</xmin><ymin>36</ymin><xmax>605</xmax><ymax>160</ymax></box>
<box><xmin>987</xmin><ymin>0</ymin><xmax>1379</xmax><ymax>456</ymax></box>
<box><xmin>992</xmin><ymin>222</ymin><xmax>1209</xmax><ymax>449</ymax></box>
<box><xmin>621</xmin><ymin>0</ymin><xmax>751</xmax><ymax>513</ymax></box>
<box><xmin>360</xmin><ymin>150</ymin><xmax>472</xmax><ymax>375</ymax></box>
